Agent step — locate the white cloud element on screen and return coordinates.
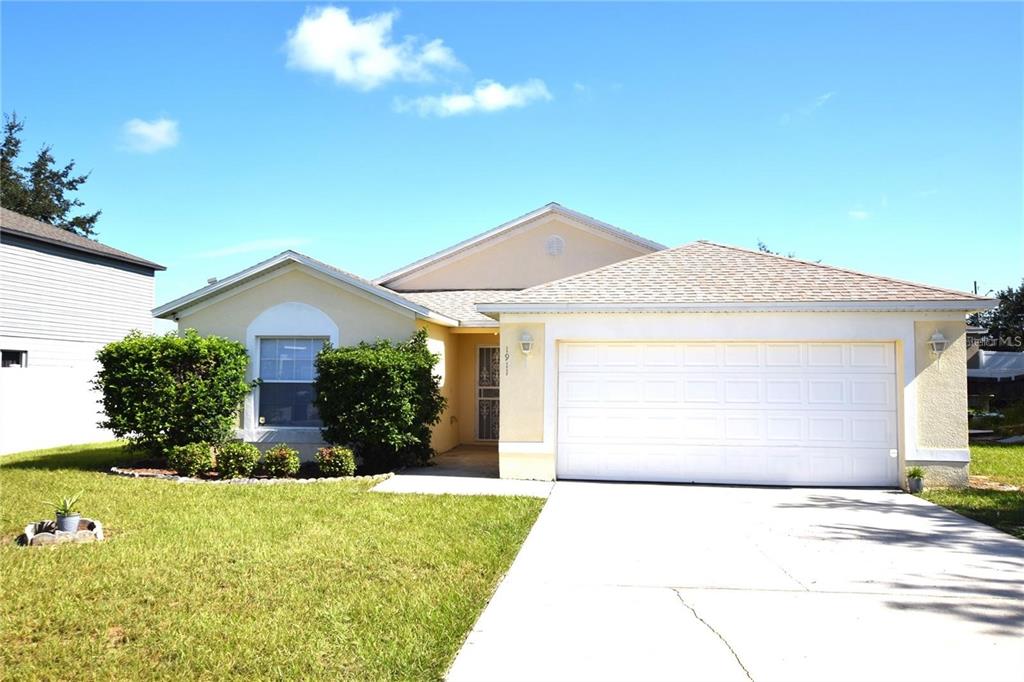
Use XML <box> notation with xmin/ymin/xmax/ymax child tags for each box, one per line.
<box><xmin>573</xmin><ymin>82</ymin><xmax>587</xmax><ymax>93</ymax></box>
<box><xmin>196</xmin><ymin>238</ymin><xmax>311</xmax><ymax>259</ymax></box>
<box><xmin>121</xmin><ymin>117</ymin><xmax>179</xmax><ymax>153</ymax></box>
<box><xmin>781</xmin><ymin>91</ymin><xmax>836</xmax><ymax>125</ymax></box>
<box><xmin>285</xmin><ymin>7</ymin><xmax>459</xmax><ymax>90</ymax></box>
<box><xmin>848</xmin><ymin>209</ymin><xmax>871</xmax><ymax>221</ymax></box>
<box><xmin>397</xmin><ymin>79</ymin><xmax>552</xmax><ymax>117</ymax></box>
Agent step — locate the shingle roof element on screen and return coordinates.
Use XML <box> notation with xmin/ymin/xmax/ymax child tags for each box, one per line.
<box><xmin>0</xmin><ymin>207</ymin><xmax>165</xmax><ymax>271</ymax></box>
<box><xmin>400</xmin><ymin>290</ymin><xmax>516</xmax><ymax>326</ymax></box>
<box><xmin>484</xmin><ymin>241</ymin><xmax>990</xmax><ymax>308</ymax></box>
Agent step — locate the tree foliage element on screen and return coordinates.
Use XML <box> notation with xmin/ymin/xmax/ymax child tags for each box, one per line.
<box><xmin>971</xmin><ymin>279</ymin><xmax>1024</xmax><ymax>351</ymax></box>
<box><xmin>314</xmin><ymin>330</ymin><xmax>446</xmax><ymax>472</ymax></box>
<box><xmin>94</xmin><ymin>330</ymin><xmax>252</xmax><ymax>453</ymax></box>
<box><xmin>1</xmin><ymin>112</ymin><xmax>101</xmax><ymax>237</ymax></box>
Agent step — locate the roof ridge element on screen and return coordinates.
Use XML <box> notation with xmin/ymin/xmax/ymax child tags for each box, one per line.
<box><xmin>697</xmin><ymin>240</ymin><xmax>988</xmax><ymax>301</ymax></box>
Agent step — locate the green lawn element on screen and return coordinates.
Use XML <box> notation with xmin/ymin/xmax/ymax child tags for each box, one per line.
<box><xmin>920</xmin><ymin>443</ymin><xmax>1024</xmax><ymax>540</ymax></box>
<box><xmin>0</xmin><ymin>443</ymin><xmax>543</xmax><ymax>680</ymax></box>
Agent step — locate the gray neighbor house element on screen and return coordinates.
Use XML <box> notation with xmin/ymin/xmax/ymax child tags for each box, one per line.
<box><xmin>0</xmin><ymin>208</ymin><xmax>164</xmax><ymax>454</ymax></box>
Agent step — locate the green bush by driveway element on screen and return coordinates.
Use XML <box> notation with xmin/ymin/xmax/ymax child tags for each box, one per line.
<box><xmin>0</xmin><ymin>443</ymin><xmax>542</xmax><ymax>680</ymax></box>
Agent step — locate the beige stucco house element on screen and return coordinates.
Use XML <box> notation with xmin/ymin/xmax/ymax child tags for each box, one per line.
<box><xmin>154</xmin><ymin>203</ymin><xmax>994</xmax><ymax>488</ymax></box>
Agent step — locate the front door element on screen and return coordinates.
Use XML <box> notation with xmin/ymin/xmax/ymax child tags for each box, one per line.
<box><xmin>477</xmin><ymin>346</ymin><xmax>500</xmax><ymax>440</ymax></box>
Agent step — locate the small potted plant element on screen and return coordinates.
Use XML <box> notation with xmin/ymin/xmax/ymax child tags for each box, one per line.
<box><xmin>46</xmin><ymin>491</ymin><xmax>84</xmax><ymax>533</ymax></box>
<box><xmin>906</xmin><ymin>466</ymin><xmax>925</xmax><ymax>493</ymax></box>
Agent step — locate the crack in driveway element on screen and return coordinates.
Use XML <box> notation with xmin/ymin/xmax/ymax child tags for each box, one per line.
<box><xmin>673</xmin><ymin>589</ymin><xmax>754</xmax><ymax>682</ymax></box>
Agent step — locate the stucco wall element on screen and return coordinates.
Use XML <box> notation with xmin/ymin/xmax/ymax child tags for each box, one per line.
<box><xmin>175</xmin><ymin>264</ymin><xmax>419</xmax><ymax>451</ymax></box>
<box><xmin>177</xmin><ymin>265</ymin><xmax>417</xmax><ymax>345</ymax></box>
<box><xmin>499</xmin><ymin>323</ymin><xmax>545</xmax><ymax>442</ymax></box>
<box><xmin>386</xmin><ymin>216</ymin><xmax>652</xmax><ymax>291</ymax></box>
<box><xmin>418</xmin><ymin>320</ymin><xmax>460</xmax><ymax>454</ymax></box>
<box><xmin>913</xmin><ymin>320</ymin><xmax>968</xmax><ymax>450</ymax></box>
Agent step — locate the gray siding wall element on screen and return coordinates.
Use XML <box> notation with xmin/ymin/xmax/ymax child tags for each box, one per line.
<box><xmin>0</xmin><ymin>235</ymin><xmax>155</xmax><ymax>344</ymax></box>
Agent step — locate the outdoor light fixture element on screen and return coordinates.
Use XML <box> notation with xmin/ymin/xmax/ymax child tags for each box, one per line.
<box><xmin>519</xmin><ymin>331</ymin><xmax>534</xmax><ymax>355</ymax></box>
<box><xmin>928</xmin><ymin>331</ymin><xmax>949</xmax><ymax>356</ymax></box>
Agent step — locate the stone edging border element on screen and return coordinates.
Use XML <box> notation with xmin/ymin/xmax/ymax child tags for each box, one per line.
<box><xmin>109</xmin><ymin>466</ymin><xmax>393</xmax><ymax>486</ymax></box>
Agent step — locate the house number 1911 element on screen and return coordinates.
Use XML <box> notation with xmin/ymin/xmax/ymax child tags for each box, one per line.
<box><xmin>505</xmin><ymin>346</ymin><xmax>510</xmax><ymax>376</ymax></box>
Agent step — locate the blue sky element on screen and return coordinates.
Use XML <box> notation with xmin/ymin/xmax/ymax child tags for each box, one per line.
<box><xmin>3</xmin><ymin>2</ymin><xmax>1021</xmax><ymax>310</ymax></box>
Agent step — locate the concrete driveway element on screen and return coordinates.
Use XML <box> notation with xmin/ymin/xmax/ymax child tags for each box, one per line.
<box><xmin>448</xmin><ymin>483</ymin><xmax>1024</xmax><ymax>682</ymax></box>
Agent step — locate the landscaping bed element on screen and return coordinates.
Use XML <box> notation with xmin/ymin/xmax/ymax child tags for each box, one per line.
<box><xmin>0</xmin><ymin>442</ymin><xmax>544</xmax><ymax>680</ymax></box>
<box><xmin>919</xmin><ymin>443</ymin><xmax>1024</xmax><ymax>540</ymax></box>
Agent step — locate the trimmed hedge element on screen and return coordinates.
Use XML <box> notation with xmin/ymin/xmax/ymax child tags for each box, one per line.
<box><xmin>316</xmin><ymin>446</ymin><xmax>356</xmax><ymax>477</ymax></box>
<box><xmin>217</xmin><ymin>441</ymin><xmax>261</xmax><ymax>479</ymax></box>
<box><xmin>314</xmin><ymin>330</ymin><xmax>445</xmax><ymax>473</ymax></box>
<box><xmin>168</xmin><ymin>442</ymin><xmax>213</xmax><ymax>477</ymax></box>
<box><xmin>262</xmin><ymin>444</ymin><xmax>300</xmax><ymax>478</ymax></box>
<box><xmin>94</xmin><ymin>330</ymin><xmax>251</xmax><ymax>454</ymax></box>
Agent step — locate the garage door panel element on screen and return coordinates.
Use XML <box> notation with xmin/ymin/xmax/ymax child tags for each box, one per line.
<box><xmin>557</xmin><ymin>342</ymin><xmax>899</xmax><ymax>487</ymax></box>
<box><xmin>559</xmin><ymin>372</ymin><xmax>894</xmax><ymax>411</ymax></box>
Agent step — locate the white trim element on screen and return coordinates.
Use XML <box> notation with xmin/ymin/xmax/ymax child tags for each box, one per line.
<box><xmin>907</xmin><ymin>448</ymin><xmax>970</xmax><ymax>463</ymax></box>
<box><xmin>153</xmin><ymin>250</ymin><xmax>459</xmax><ymax>326</ymax></box>
<box><xmin>373</xmin><ymin>204</ymin><xmax>665</xmax><ymax>286</ymax></box>
<box><xmin>478</xmin><ymin>300</ymin><xmax>998</xmax><ymax>316</ymax></box>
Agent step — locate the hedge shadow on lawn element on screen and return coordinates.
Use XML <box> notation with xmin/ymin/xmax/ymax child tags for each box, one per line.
<box><xmin>0</xmin><ymin>444</ymin><xmax>140</xmax><ymax>473</ymax></box>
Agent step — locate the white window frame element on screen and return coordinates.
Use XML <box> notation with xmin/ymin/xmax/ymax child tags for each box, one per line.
<box><xmin>243</xmin><ymin>302</ymin><xmax>339</xmax><ymax>440</ymax></box>
<box><xmin>255</xmin><ymin>336</ymin><xmax>328</xmax><ymax>429</ymax></box>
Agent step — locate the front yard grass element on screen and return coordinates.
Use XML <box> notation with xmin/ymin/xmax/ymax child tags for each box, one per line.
<box><xmin>0</xmin><ymin>443</ymin><xmax>543</xmax><ymax>680</ymax></box>
<box><xmin>920</xmin><ymin>443</ymin><xmax>1024</xmax><ymax>540</ymax></box>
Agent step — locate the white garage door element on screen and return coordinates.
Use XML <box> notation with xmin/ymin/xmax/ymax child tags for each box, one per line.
<box><xmin>557</xmin><ymin>342</ymin><xmax>899</xmax><ymax>486</ymax></box>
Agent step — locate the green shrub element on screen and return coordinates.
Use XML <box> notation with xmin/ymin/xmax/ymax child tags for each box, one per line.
<box><xmin>314</xmin><ymin>330</ymin><xmax>445</xmax><ymax>473</ymax></box>
<box><xmin>168</xmin><ymin>443</ymin><xmax>213</xmax><ymax>477</ymax></box>
<box><xmin>217</xmin><ymin>441</ymin><xmax>261</xmax><ymax>479</ymax></box>
<box><xmin>316</xmin><ymin>446</ymin><xmax>356</xmax><ymax>477</ymax></box>
<box><xmin>262</xmin><ymin>444</ymin><xmax>300</xmax><ymax>478</ymax></box>
<box><xmin>906</xmin><ymin>466</ymin><xmax>926</xmax><ymax>480</ymax></box>
<box><xmin>94</xmin><ymin>330</ymin><xmax>252</xmax><ymax>454</ymax></box>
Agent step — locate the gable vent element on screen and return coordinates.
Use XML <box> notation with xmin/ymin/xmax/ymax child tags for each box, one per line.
<box><xmin>546</xmin><ymin>235</ymin><xmax>565</xmax><ymax>257</ymax></box>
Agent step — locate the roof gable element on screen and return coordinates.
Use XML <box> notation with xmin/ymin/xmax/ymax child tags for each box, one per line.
<box><xmin>478</xmin><ymin>240</ymin><xmax>995</xmax><ymax>313</ymax></box>
<box><xmin>375</xmin><ymin>203</ymin><xmax>665</xmax><ymax>289</ymax></box>
<box><xmin>153</xmin><ymin>251</ymin><xmax>458</xmax><ymax>325</ymax></box>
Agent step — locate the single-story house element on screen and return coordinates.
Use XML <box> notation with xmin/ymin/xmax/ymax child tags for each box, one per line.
<box><xmin>154</xmin><ymin>203</ymin><xmax>995</xmax><ymax>488</ymax></box>
<box><xmin>0</xmin><ymin>208</ymin><xmax>165</xmax><ymax>454</ymax></box>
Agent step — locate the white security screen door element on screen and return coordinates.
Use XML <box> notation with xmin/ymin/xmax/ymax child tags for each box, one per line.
<box><xmin>477</xmin><ymin>346</ymin><xmax>500</xmax><ymax>440</ymax></box>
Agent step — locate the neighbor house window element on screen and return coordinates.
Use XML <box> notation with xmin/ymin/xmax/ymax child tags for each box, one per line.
<box><xmin>257</xmin><ymin>337</ymin><xmax>325</xmax><ymax>427</ymax></box>
<box><xmin>1</xmin><ymin>350</ymin><xmax>27</xmax><ymax>368</ymax></box>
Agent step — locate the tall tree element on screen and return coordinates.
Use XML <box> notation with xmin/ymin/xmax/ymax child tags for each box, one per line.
<box><xmin>1</xmin><ymin>113</ymin><xmax>29</xmax><ymax>211</ymax></box>
<box><xmin>971</xmin><ymin>280</ymin><xmax>1024</xmax><ymax>351</ymax></box>
<box><xmin>0</xmin><ymin>112</ymin><xmax>101</xmax><ymax>238</ymax></box>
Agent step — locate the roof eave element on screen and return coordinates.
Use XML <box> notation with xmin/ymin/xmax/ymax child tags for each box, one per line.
<box><xmin>1</xmin><ymin>225</ymin><xmax>166</xmax><ymax>271</ymax></box>
<box><xmin>153</xmin><ymin>251</ymin><xmax>459</xmax><ymax>326</ymax></box>
<box><xmin>476</xmin><ymin>299</ymin><xmax>999</xmax><ymax>317</ymax></box>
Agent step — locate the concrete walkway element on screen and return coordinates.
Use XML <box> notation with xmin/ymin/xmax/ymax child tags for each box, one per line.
<box><xmin>371</xmin><ymin>446</ymin><xmax>553</xmax><ymax>497</ymax></box>
<box><xmin>448</xmin><ymin>483</ymin><xmax>1024</xmax><ymax>682</ymax></box>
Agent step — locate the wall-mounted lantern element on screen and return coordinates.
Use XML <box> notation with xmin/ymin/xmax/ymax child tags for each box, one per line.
<box><xmin>519</xmin><ymin>331</ymin><xmax>534</xmax><ymax>355</ymax></box>
<box><xmin>928</xmin><ymin>331</ymin><xmax>949</xmax><ymax>356</ymax></box>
